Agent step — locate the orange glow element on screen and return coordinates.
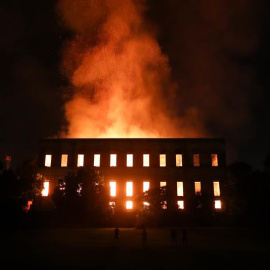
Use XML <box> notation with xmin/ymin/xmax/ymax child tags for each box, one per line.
<box><xmin>45</xmin><ymin>155</ymin><xmax>52</xmax><ymax>167</ymax></box>
<box><xmin>160</xmin><ymin>154</ymin><xmax>166</xmax><ymax>167</ymax></box>
<box><xmin>212</xmin><ymin>154</ymin><xmax>218</xmax><ymax>167</ymax></box>
<box><xmin>110</xmin><ymin>154</ymin><xmax>117</xmax><ymax>167</ymax></box>
<box><xmin>143</xmin><ymin>181</ymin><xmax>150</xmax><ymax>192</ymax></box>
<box><xmin>126</xmin><ymin>201</ymin><xmax>133</xmax><ymax>209</ymax></box>
<box><xmin>109</xmin><ymin>181</ymin><xmax>116</xmax><ymax>197</ymax></box>
<box><xmin>194</xmin><ymin>182</ymin><xmax>201</xmax><ymax>195</ymax></box>
<box><xmin>176</xmin><ymin>154</ymin><xmax>183</xmax><ymax>167</ymax></box>
<box><xmin>143</xmin><ymin>154</ymin><xmax>150</xmax><ymax>167</ymax></box>
<box><xmin>42</xmin><ymin>181</ymin><xmax>49</xmax><ymax>196</ymax></box>
<box><xmin>61</xmin><ymin>154</ymin><xmax>68</xmax><ymax>167</ymax></box>
<box><xmin>94</xmin><ymin>154</ymin><xmax>100</xmax><ymax>167</ymax></box>
<box><xmin>77</xmin><ymin>154</ymin><xmax>84</xmax><ymax>167</ymax></box>
<box><xmin>177</xmin><ymin>182</ymin><xmax>184</xmax><ymax>196</ymax></box>
<box><xmin>59</xmin><ymin>0</ymin><xmax>205</xmax><ymax>139</ymax></box>
<box><xmin>126</xmin><ymin>182</ymin><xmax>133</xmax><ymax>196</ymax></box>
<box><xmin>160</xmin><ymin>181</ymin><xmax>167</xmax><ymax>187</ymax></box>
<box><xmin>213</xmin><ymin>181</ymin><xmax>221</xmax><ymax>196</ymax></box>
<box><xmin>193</xmin><ymin>154</ymin><xmax>200</xmax><ymax>167</ymax></box>
<box><xmin>143</xmin><ymin>202</ymin><xmax>150</xmax><ymax>206</ymax></box>
<box><xmin>215</xmin><ymin>200</ymin><xmax>222</xmax><ymax>209</ymax></box>
<box><xmin>177</xmin><ymin>200</ymin><xmax>184</xmax><ymax>209</ymax></box>
<box><xmin>126</xmin><ymin>154</ymin><xmax>133</xmax><ymax>167</ymax></box>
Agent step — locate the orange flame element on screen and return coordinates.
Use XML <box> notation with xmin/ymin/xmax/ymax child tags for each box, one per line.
<box><xmin>58</xmin><ymin>0</ymin><xmax>205</xmax><ymax>138</ymax></box>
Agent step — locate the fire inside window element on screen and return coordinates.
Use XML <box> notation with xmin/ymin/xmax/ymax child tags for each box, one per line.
<box><xmin>42</xmin><ymin>181</ymin><xmax>49</xmax><ymax>196</ymax></box>
<box><xmin>126</xmin><ymin>182</ymin><xmax>133</xmax><ymax>196</ymax></box>
<box><xmin>143</xmin><ymin>154</ymin><xmax>150</xmax><ymax>167</ymax></box>
<box><xmin>94</xmin><ymin>154</ymin><xmax>100</xmax><ymax>167</ymax></box>
<box><xmin>160</xmin><ymin>181</ymin><xmax>167</xmax><ymax>187</ymax></box>
<box><xmin>215</xmin><ymin>200</ymin><xmax>222</xmax><ymax>209</ymax></box>
<box><xmin>45</xmin><ymin>155</ymin><xmax>52</xmax><ymax>167</ymax></box>
<box><xmin>109</xmin><ymin>181</ymin><xmax>116</xmax><ymax>197</ymax></box>
<box><xmin>193</xmin><ymin>154</ymin><xmax>200</xmax><ymax>167</ymax></box>
<box><xmin>177</xmin><ymin>182</ymin><xmax>184</xmax><ymax>196</ymax></box>
<box><xmin>126</xmin><ymin>154</ymin><xmax>133</xmax><ymax>167</ymax></box>
<box><xmin>110</xmin><ymin>154</ymin><xmax>117</xmax><ymax>167</ymax></box>
<box><xmin>77</xmin><ymin>154</ymin><xmax>84</xmax><ymax>167</ymax></box>
<box><xmin>160</xmin><ymin>154</ymin><xmax>166</xmax><ymax>167</ymax></box>
<box><xmin>194</xmin><ymin>182</ymin><xmax>201</xmax><ymax>195</ymax></box>
<box><xmin>61</xmin><ymin>154</ymin><xmax>68</xmax><ymax>167</ymax></box>
<box><xmin>213</xmin><ymin>181</ymin><xmax>221</xmax><ymax>196</ymax></box>
<box><xmin>176</xmin><ymin>154</ymin><xmax>183</xmax><ymax>167</ymax></box>
<box><xmin>126</xmin><ymin>201</ymin><xmax>133</xmax><ymax>209</ymax></box>
<box><xmin>177</xmin><ymin>200</ymin><xmax>184</xmax><ymax>209</ymax></box>
<box><xmin>143</xmin><ymin>181</ymin><xmax>150</xmax><ymax>192</ymax></box>
<box><xmin>212</xmin><ymin>154</ymin><xmax>218</xmax><ymax>167</ymax></box>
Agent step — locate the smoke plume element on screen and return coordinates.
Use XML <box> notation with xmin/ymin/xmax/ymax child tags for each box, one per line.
<box><xmin>58</xmin><ymin>0</ymin><xmax>205</xmax><ymax>138</ymax></box>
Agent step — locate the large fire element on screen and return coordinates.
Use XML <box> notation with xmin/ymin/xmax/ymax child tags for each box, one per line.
<box><xmin>58</xmin><ymin>0</ymin><xmax>205</xmax><ymax>138</ymax></box>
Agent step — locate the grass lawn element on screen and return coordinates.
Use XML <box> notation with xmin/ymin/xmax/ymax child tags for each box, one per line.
<box><xmin>1</xmin><ymin>227</ymin><xmax>269</xmax><ymax>270</ymax></box>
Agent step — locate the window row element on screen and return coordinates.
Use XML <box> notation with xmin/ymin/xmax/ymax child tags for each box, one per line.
<box><xmin>110</xmin><ymin>200</ymin><xmax>222</xmax><ymax>210</ymax></box>
<box><xmin>108</xmin><ymin>181</ymin><xmax>221</xmax><ymax>197</ymax></box>
<box><xmin>44</xmin><ymin>153</ymin><xmax>219</xmax><ymax>168</ymax></box>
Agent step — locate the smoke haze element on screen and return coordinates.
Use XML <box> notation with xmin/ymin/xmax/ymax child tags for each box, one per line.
<box><xmin>58</xmin><ymin>0</ymin><xmax>205</xmax><ymax>138</ymax></box>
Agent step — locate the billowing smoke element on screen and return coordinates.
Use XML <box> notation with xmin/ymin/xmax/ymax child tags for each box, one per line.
<box><xmin>58</xmin><ymin>0</ymin><xmax>205</xmax><ymax>138</ymax></box>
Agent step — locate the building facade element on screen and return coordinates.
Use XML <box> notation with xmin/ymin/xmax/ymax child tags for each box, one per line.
<box><xmin>38</xmin><ymin>138</ymin><xmax>226</xmax><ymax>211</ymax></box>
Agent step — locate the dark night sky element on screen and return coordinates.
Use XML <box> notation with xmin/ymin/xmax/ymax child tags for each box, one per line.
<box><xmin>0</xmin><ymin>0</ymin><xmax>270</xmax><ymax>169</ymax></box>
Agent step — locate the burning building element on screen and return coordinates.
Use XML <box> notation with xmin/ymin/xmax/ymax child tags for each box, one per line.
<box><xmin>38</xmin><ymin>138</ymin><xmax>226</xmax><ymax>211</ymax></box>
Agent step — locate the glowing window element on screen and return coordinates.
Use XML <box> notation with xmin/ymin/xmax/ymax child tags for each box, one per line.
<box><xmin>127</xmin><ymin>154</ymin><xmax>133</xmax><ymax>167</ymax></box>
<box><xmin>161</xmin><ymin>201</ymin><xmax>167</xmax><ymax>209</ymax></box>
<box><xmin>213</xmin><ymin>181</ymin><xmax>221</xmax><ymax>196</ymax></box>
<box><xmin>177</xmin><ymin>182</ymin><xmax>184</xmax><ymax>196</ymax></box>
<box><xmin>61</xmin><ymin>154</ymin><xmax>68</xmax><ymax>167</ymax></box>
<box><xmin>110</xmin><ymin>154</ymin><xmax>117</xmax><ymax>167</ymax></box>
<box><xmin>126</xmin><ymin>201</ymin><xmax>133</xmax><ymax>209</ymax></box>
<box><xmin>193</xmin><ymin>154</ymin><xmax>200</xmax><ymax>167</ymax></box>
<box><xmin>194</xmin><ymin>182</ymin><xmax>201</xmax><ymax>195</ymax></box>
<box><xmin>109</xmin><ymin>201</ymin><xmax>115</xmax><ymax>209</ymax></box>
<box><xmin>160</xmin><ymin>182</ymin><xmax>167</xmax><ymax>187</ymax></box>
<box><xmin>160</xmin><ymin>154</ymin><xmax>166</xmax><ymax>167</ymax></box>
<box><xmin>143</xmin><ymin>181</ymin><xmax>150</xmax><ymax>192</ymax></box>
<box><xmin>45</xmin><ymin>155</ymin><xmax>52</xmax><ymax>167</ymax></box>
<box><xmin>143</xmin><ymin>154</ymin><xmax>150</xmax><ymax>167</ymax></box>
<box><xmin>212</xmin><ymin>154</ymin><xmax>218</xmax><ymax>167</ymax></box>
<box><xmin>109</xmin><ymin>181</ymin><xmax>116</xmax><ymax>197</ymax></box>
<box><xmin>176</xmin><ymin>154</ymin><xmax>183</xmax><ymax>167</ymax></box>
<box><xmin>94</xmin><ymin>154</ymin><xmax>100</xmax><ymax>167</ymax></box>
<box><xmin>41</xmin><ymin>181</ymin><xmax>49</xmax><ymax>196</ymax></box>
<box><xmin>143</xmin><ymin>202</ymin><xmax>150</xmax><ymax>206</ymax></box>
<box><xmin>215</xmin><ymin>200</ymin><xmax>222</xmax><ymax>209</ymax></box>
<box><xmin>177</xmin><ymin>200</ymin><xmax>184</xmax><ymax>209</ymax></box>
<box><xmin>77</xmin><ymin>154</ymin><xmax>84</xmax><ymax>167</ymax></box>
<box><xmin>126</xmin><ymin>182</ymin><xmax>133</xmax><ymax>196</ymax></box>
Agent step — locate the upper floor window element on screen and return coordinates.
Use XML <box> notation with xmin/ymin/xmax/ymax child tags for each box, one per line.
<box><xmin>215</xmin><ymin>200</ymin><xmax>222</xmax><ymax>209</ymax></box>
<box><xmin>176</xmin><ymin>154</ymin><xmax>183</xmax><ymax>167</ymax></box>
<box><xmin>126</xmin><ymin>181</ymin><xmax>133</xmax><ymax>196</ymax></box>
<box><xmin>143</xmin><ymin>181</ymin><xmax>150</xmax><ymax>192</ymax></box>
<box><xmin>160</xmin><ymin>181</ymin><xmax>167</xmax><ymax>187</ymax></box>
<box><xmin>213</xmin><ymin>181</ymin><xmax>221</xmax><ymax>196</ymax></box>
<box><xmin>160</xmin><ymin>154</ymin><xmax>166</xmax><ymax>167</ymax></box>
<box><xmin>193</xmin><ymin>154</ymin><xmax>200</xmax><ymax>167</ymax></box>
<box><xmin>143</xmin><ymin>154</ymin><xmax>150</xmax><ymax>167</ymax></box>
<box><xmin>94</xmin><ymin>154</ymin><xmax>100</xmax><ymax>167</ymax></box>
<box><xmin>109</xmin><ymin>181</ymin><xmax>116</xmax><ymax>197</ymax></box>
<box><xmin>110</xmin><ymin>154</ymin><xmax>117</xmax><ymax>167</ymax></box>
<box><xmin>77</xmin><ymin>154</ymin><xmax>84</xmax><ymax>167</ymax></box>
<box><xmin>61</xmin><ymin>154</ymin><xmax>68</xmax><ymax>167</ymax></box>
<box><xmin>194</xmin><ymin>182</ymin><xmax>201</xmax><ymax>195</ymax></box>
<box><xmin>177</xmin><ymin>200</ymin><xmax>184</xmax><ymax>209</ymax></box>
<box><xmin>45</xmin><ymin>155</ymin><xmax>52</xmax><ymax>167</ymax></box>
<box><xmin>177</xmin><ymin>182</ymin><xmax>184</xmax><ymax>196</ymax></box>
<box><xmin>211</xmin><ymin>154</ymin><xmax>218</xmax><ymax>167</ymax></box>
<box><xmin>127</xmin><ymin>154</ymin><xmax>133</xmax><ymax>167</ymax></box>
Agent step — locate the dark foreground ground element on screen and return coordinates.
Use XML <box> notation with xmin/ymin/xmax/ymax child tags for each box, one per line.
<box><xmin>1</xmin><ymin>227</ymin><xmax>269</xmax><ymax>270</ymax></box>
